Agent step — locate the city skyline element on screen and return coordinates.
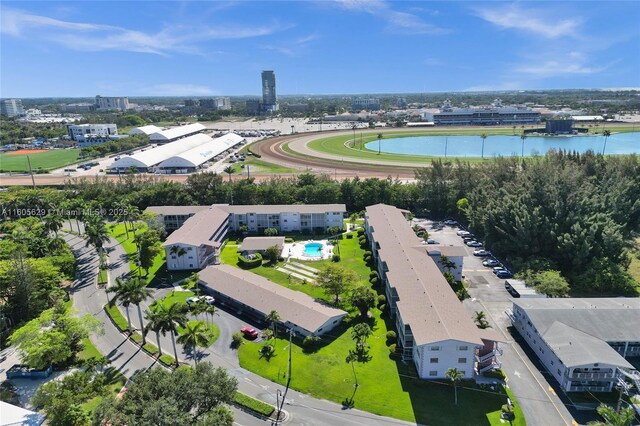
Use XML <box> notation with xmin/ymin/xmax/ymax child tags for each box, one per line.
<box><xmin>1</xmin><ymin>1</ymin><xmax>639</xmax><ymax>97</ymax></box>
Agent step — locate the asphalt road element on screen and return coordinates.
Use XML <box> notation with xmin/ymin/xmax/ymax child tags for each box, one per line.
<box><xmin>419</xmin><ymin>220</ymin><xmax>576</xmax><ymax>426</ymax></box>
<box><xmin>65</xmin><ymin>230</ymin><xmax>414</xmax><ymax>426</ymax></box>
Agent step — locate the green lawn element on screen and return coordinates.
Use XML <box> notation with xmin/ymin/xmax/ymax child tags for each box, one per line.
<box><xmin>230</xmin><ymin>156</ymin><xmax>298</xmax><ymax>174</ymax></box>
<box><xmin>0</xmin><ymin>148</ymin><xmax>81</xmax><ymax>172</ymax></box>
<box><xmin>80</xmin><ymin>368</ymin><xmax>127</xmax><ymax>414</ymax></box>
<box><xmin>78</xmin><ymin>336</ymin><xmax>102</xmax><ymax>361</ymax></box>
<box><xmin>108</xmin><ymin>222</ymin><xmax>166</xmax><ymax>282</ymax></box>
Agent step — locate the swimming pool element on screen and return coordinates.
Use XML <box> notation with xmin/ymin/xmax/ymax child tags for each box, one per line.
<box><xmin>304</xmin><ymin>242</ymin><xmax>324</xmax><ymax>257</ymax></box>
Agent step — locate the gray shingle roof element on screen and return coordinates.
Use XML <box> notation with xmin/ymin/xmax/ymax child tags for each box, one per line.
<box><xmin>163</xmin><ymin>207</ymin><xmax>228</xmax><ymax>248</ymax></box>
<box><xmin>366</xmin><ymin>204</ymin><xmax>484</xmax><ymax>347</ymax></box>
<box><xmin>199</xmin><ymin>265</ymin><xmax>347</xmax><ymax>334</ymax></box>
<box><xmin>240</xmin><ymin>237</ymin><xmax>285</xmax><ymax>252</ymax></box>
<box><xmin>220</xmin><ymin>204</ymin><xmax>346</xmax><ymax>214</ymax></box>
<box><xmin>146</xmin><ymin>205</ymin><xmax>210</xmax><ymax>216</ymax></box>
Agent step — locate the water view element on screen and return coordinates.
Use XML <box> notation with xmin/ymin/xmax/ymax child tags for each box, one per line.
<box><xmin>364</xmin><ymin>132</ymin><xmax>640</xmax><ymax>157</ymax></box>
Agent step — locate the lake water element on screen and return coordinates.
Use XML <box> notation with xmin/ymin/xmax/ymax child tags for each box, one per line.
<box><xmin>364</xmin><ymin>132</ymin><xmax>640</xmax><ymax>157</ymax></box>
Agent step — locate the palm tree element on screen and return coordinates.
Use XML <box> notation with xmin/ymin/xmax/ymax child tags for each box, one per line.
<box><xmin>203</xmin><ymin>302</ymin><xmax>217</xmax><ymax>324</ymax></box>
<box><xmin>591</xmin><ymin>404</ymin><xmax>635</xmax><ymax>426</ymax></box>
<box><xmin>480</xmin><ymin>134</ymin><xmax>487</xmax><ymax>159</ymax></box>
<box><xmin>127</xmin><ymin>278</ymin><xmax>153</xmax><ymax>344</ymax></box>
<box><xmin>114</xmin><ymin>201</ymin><xmax>130</xmax><ymax>239</ymax></box>
<box><xmin>126</xmin><ymin>206</ymin><xmax>141</xmax><ymax>244</ymax></box>
<box><xmin>351</xmin><ymin>323</ymin><xmax>373</xmax><ymax>352</ymax></box>
<box><xmin>602</xmin><ymin>130</ymin><xmax>611</xmax><ymax>155</ymax></box>
<box><xmin>43</xmin><ymin>214</ymin><xmax>64</xmax><ymax>236</ymax></box>
<box><xmin>520</xmin><ymin>133</ymin><xmax>527</xmax><ymax>157</ymax></box>
<box><xmin>445</xmin><ymin>367</ymin><xmax>464</xmax><ymax>405</ymax></box>
<box><xmin>439</xmin><ymin>255</ymin><xmax>456</xmax><ymax>272</ymax></box>
<box><xmin>189</xmin><ymin>299</ymin><xmax>206</xmax><ymax>322</ymax></box>
<box><xmin>376</xmin><ymin>133</ymin><xmax>383</xmax><ymax>154</ymax></box>
<box><xmin>85</xmin><ymin>216</ymin><xmax>110</xmax><ymax>268</ymax></box>
<box><xmin>473</xmin><ymin>311</ymin><xmax>491</xmax><ymax>329</ymax></box>
<box><xmin>144</xmin><ymin>308</ymin><xmax>170</xmax><ymax>356</ymax></box>
<box><xmin>266</xmin><ymin>310</ymin><xmax>281</xmax><ymax>340</ymax></box>
<box><xmin>223</xmin><ymin>166</ymin><xmax>235</xmax><ymax>182</ymax></box>
<box><xmin>107</xmin><ymin>277</ymin><xmax>134</xmax><ymax>332</ymax></box>
<box><xmin>162</xmin><ymin>303</ymin><xmax>187</xmax><ymax>365</ymax></box>
<box><xmin>177</xmin><ymin>321</ymin><xmax>211</xmax><ymax>365</ymax></box>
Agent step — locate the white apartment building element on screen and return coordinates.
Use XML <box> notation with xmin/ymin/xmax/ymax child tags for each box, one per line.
<box><xmin>1</xmin><ymin>99</ymin><xmax>25</xmax><ymax>116</ymax></box>
<box><xmin>365</xmin><ymin>204</ymin><xmax>502</xmax><ymax>380</ymax></box>
<box><xmin>223</xmin><ymin>204</ymin><xmax>345</xmax><ymax>234</ymax></box>
<box><xmin>66</xmin><ymin>123</ymin><xmax>118</xmax><ymax>146</ymax></box>
<box><xmin>96</xmin><ymin>95</ymin><xmax>130</xmax><ymax>111</ymax></box>
<box><xmin>509</xmin><ymin>298</ymin><xmax>640</xmax><ymax>392</ymax></box>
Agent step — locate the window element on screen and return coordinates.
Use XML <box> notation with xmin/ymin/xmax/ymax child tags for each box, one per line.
<box><xmin>458</xmin><ymin>358</ymin><xmax>467</xmax><ymax>364</ymax></box>
<box><xmin>431</xmin><ymin>346</ymin><xmax>440</xmax><ymax>351</ymax></box>
<box><xmin>188</xmin><ymin>256</ymin><xmax>193</xmax><ymax>259</ymax></box>
<box><xmin>430</xmin><ymin>358</ymin><xmax>438</xmax><ymax>364</ymax></box>
<box><xmin>189</xmin><ymin>264</ymin><xmax>193</xmax><ymax>267</ymax></box>
<box><xmin>458</xmin><ymin>346</ymin><xmax>468</xmax><ymax>351</ymax></box>
<box><xmin>171</xmin><ymin>256</ymin><xmax>176</xmax><ymax>259</ymax></box>
<box><xmin>317</xmin><ymin>328</ymin><xmax>323</xmax><ymax>333</ymax></box>
<box><xmin>557</xmin><ymin>369</ymin><xmax>561</xmax><ymax>376</ymax></box>
<box><xmin>187</xmin><ymin>247</ymin><xmax>193</xmax><ymax>251</ymax></box>
<box><xmin>429</xmin><ymin>371</ymin><xmax>438</xmax><ymax>377</ymax></box>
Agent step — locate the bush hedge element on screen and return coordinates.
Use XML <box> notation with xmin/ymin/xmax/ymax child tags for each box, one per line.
<box><xmin>105</xmin><ymin>304</ymin><xmax>129</xmax><ymax>332</ymax></box>
<box><xmin>234</xmin><ymin>392</ymin><xmax>274</xmax><ymax>417</ymax></box>
<box><xmin>346</xmin><ymin>233</ymin><xmax>353</xmax><ymax>239</ymax></box>
<box><xmin>377</xmin><ymin>294</ymin><xmax>386</xmax><ymax>305</ymax></box>
<box><xmin>370</xmin><ymin>277</ymin><xmax>378</xmax><ymax>285</ymax></box>
<box><xmin>385</xmin><ymin>331</ymin><xmax>397</xmax><ymax>343</ymax></box>
<box><xmin>389</xmin><ymin>344</ymin><xmax>397</xmax><ymax>354</ymax></box>
<box><xmin>357</xmin><ymin>228</ymin><xmax>365</xmax><ymax>236</ymax></box>
<box><xmin>238</xmin><ymin>253</ymin><xmax>262</xmax><ymax>268</ymax></box>
<box><xmin>159</xmin><ymin>354</ymin><xmax>176</xmax><ymax>367</ymax></box>
<box><xmin>332</xmin><ymin>254</ymin><xmax>340</xmax><ymax>262</ymax></box>
<box><xmin>369</xmin><ymin>271</ymin><xmax>378</xmax><ymax>279</ymax></box>
<box><xmin>285</xmin><ymin>237</ymin><xmax>294</xmax><ymax>243</ymax></box>
<box><xmin>483</xmin><ymin>368</ymin><xmax>507</xmax><ymax>380</ymax></box>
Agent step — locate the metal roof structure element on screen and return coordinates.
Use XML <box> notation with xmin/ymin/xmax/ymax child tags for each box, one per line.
<box><xmin>366</xmin><ymin>204</ymin><xmax>485</xmax><ymax>347</ymax></box>
<box><xmin>0</xmin><ymin>401</ymin><xmax>45</xmax><ymax>425</ymax></box>
<box><xmin>108</xmin><ymin>133</ymin><xmax>213</xmax><ymax>170</ymax></box>
<box><xmin>149</xmin><ymin>123</ymin><xmax>206</xmax><ymax>142</ymax></box>
<box><xmin>199</xmin><ymin>264</ymin><xmax>347</xmax><ymax>335</ymax></box>
<box><xmin>157</xmin><ymin>133</ymin><xmax>243</xmax><ymax>169</ymax></box>
<box><xmin>128</xmin><ymin>125</ymin><xmax>163</xmax><ymax>135</ymax></box>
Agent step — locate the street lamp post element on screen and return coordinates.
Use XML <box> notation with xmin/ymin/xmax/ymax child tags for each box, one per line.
<box><xmin>352</xmin><ymin>125</ymin><xmax>357</xmax><ymax>149</ymax></box>
<box><xmin>291</xmin><ymin>125</ymin><xmax>294</xmax><ymax>135</ymax></box>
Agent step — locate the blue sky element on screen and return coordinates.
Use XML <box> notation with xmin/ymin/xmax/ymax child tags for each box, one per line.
<box><xmin>2</xmin><ymin>1</ymin><xmax>639</xmax><ymax>97</ymax></box>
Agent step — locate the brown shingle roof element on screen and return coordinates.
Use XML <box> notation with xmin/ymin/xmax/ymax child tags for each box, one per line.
<box><xmin>240</xmin><ymin>237</ymin><xmax>285</xmax><ymax>252</ymax></box>
<box><xmin>366</xmin><ymin>204</ymin><xmax>483</xmax><ymax>346</ymax></box>
<box><xmin>163</xmin><ymin>207</ymin><xmax>228</xmax><ymax>248</ymax></box>
<box><xmin>199</xmin><ymin>265</ymin><xmax>347</xmax><ymax>334</ymax></box>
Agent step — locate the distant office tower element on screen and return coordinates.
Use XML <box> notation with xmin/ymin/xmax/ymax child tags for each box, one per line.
<box><xmin>352</xmin><ymin>97</ymin><xmax>380</xmax><ymax>111</ymax></box>
<box><xmin>96</xmin><ymin>95</ymin><xmax>130</xmax><ymax>111</ymax></box>
<box><xmin>215</xmin><ymin>97</ymin><xmax>231</xmax><ymax>110</ymax></box>
<box><xmin>1</xmin><ymin>99</ymin><xmax>25</xmax><ymax>116</ymax></box>
<box><xmin>261</xmin><ymin>70</ymin><xmax>278</xmax><ymax>113</ymax></box>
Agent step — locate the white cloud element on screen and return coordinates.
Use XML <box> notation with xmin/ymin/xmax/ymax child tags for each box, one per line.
<box><xmin>335</xmin><ymin>0</ymin><xmax>448</xmax><ymax>35</ymax></box>
<box><xmin>463</xmin><ymin>81</ymin><xmax>524</xmax><ymax>92</ymax></box>
<box><xmin>423</xmin><ymin>58</ymin><xmax>444</xmax><ymax>66</ymax></box>
<box><xmin>515</xmin><ymin>52</ymin><xmax>607</xmax><ymax>78</ymax></box>
<box><xmin>143</xmin><ymin>84</ymin><xmax>217</xmax><ymax>96</ymax></box>
<box><xmin>260</xmin><ymin>32</ymin><xmax>320</xmax><ymax>56</ymax></box>
<box><xmin>473</xmin><ymin>4</ymin><xmax>582</xmax><ymax>39</ymax></box>
<box><xmin>1</xmin><ymin>7</ymin><xmax>283</xmax><ymax>56</ymax></box>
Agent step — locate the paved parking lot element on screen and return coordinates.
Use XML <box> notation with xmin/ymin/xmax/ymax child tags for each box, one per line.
<box><xmin>413</xmin><ymin>219</ymin><xmax>575</xmax><ymax>426</ymax></box>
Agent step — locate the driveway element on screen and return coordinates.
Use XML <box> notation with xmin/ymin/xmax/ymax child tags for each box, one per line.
<box><xmin>418</xmin><ymin>220</ymin><xmax>575</xmax><ymax>426</ymax></box>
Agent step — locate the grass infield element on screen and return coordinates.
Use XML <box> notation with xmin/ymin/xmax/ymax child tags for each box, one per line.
<box><xmin>0</xmin><ymin>149</ymin><xmax>80</xmax><ymax>172</ymax></box>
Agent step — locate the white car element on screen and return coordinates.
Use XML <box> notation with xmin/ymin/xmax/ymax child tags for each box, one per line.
<box><xmin>187</xmin><ymin>295</ymin><xmax>215</xmax><ymax>305</ymax></box>
<box><xmin>443</xmin><ymin>220</ymin><xmax>458</xmax><ymax>226</ymax></box>
<box><xmin>473</xmin><ymin>249</ymin><xmax>490</xmax><ymax>256</ymax></box>
<box><xmin>457</xmin><ymin>230</ymin><xmax>471</xmax><ymax>237</ymax></box>
<box><xmin>466</xmin><ymin>241</ymin><xmax>483</xmax><ymax>247</ymax></box>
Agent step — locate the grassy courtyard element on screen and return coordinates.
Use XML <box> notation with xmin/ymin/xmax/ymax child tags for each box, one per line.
<box><xmin>0</xmin><ymin>148</ymin><xmax>81</xmax><ymax>172</ymax></box>
<box><xmin>226</xmin><ymin>231</ymin><xmax>524</xmax><ymax>425</ymax></box>
<box><xmin>108</xmin><ymin>222</ymin><xmax>166</xmax><ymax>283</ymax></box>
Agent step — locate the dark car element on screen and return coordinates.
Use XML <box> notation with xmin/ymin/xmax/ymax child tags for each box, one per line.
<box><xmin>497</xmin><ymin>270</ymin><xmax>513</xmax><ymax>279</ymax></box>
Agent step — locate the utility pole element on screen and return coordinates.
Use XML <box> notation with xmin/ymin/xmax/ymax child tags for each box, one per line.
<box><xmin>26</xmin><ymin>155</ymin><xmax>36</xmax><ymax>188</ymax></box>
<box><xmin>276</xmin><ymin>329</ymin><xmax>293</xmax><ymax>423</ymax></box>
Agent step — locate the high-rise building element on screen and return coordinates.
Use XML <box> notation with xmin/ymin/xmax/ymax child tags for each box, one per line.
<box><xmin>261</xmin><ymin>70</ymin><xmax>278</xmax><ymax>113</ymax></box>
<box><xmin>1</xmin><ymin>99</ymin><xmax>25</xmax><ymax>116</ymax></box>
<box><xmin>352</xmin><ymin>97</ymin><xmax>380</xmax><ymax>111</ymax></box>
<box><xmin>95</xmin><ymin>95</ymin><xmax>130</xmax><ymax>111</ymax></box>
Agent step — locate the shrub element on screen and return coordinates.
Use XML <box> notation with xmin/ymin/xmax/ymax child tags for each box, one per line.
<box><xmin>332</xmin><ymin>254</ymin><xmax>340</xmax><ymax>262</ymax></box>
<box><xmin>386</xmin><ymin>331</ymin><xmax>397</xmax><ymax>343</ymax></box>
<box><xmin>130</xmin><ymin>333</ymin><xmax>143</xmax><ymax>344</ymax></box>
<box><xmin>377</xmin><ymin>294</ymin><xmax>386</xmax><ymax>306</ymax></box>
<box><xmin>388</xmin><ymin>344</ymin><xmax>397</xmax><ymax>354</ymax></box>
<box><xmin>143</xmin><ymin>342</ymin><xmax>159</xmax><ymax>356</ymax></box>
<box><xmin>369</xmin><ymin>271</ymin><xmax>378</xmax><ymax>279</ymax></box>
<box><xmin>159</xmin><ymin>354</ymin><xmax>176</xmax><ymax>367</ymax></box>
<box><xmin>364</xmin><ymin>255</ymin><xmax>371</xmax><ymax>264</ymax></box>
<box><xmin>363</xmin><ymin>251</ymin><xmax>372</xmax><ymax>258</ymax></box>
<box><xmin>260</xmin><ymin>344</ymin><xmax>275</xmax><ymax>356</ymax></box>
<box><xmin>483</xmin><ymin>368</ymin><xmax>507</xmax><ymax>380</ymax></box>
<box><xmin>379</xmin><ymin>304</ymin><xmax>386</xmax><ymax>312</ymax></box>
<box><xmin>234</xmin><ymin>392</ymin><xmax>274</xmax><ymax>417</ymax></box>
<box><xmin>231</xmin><ymin>332</ymin><xmax>244</xmax><ymax>348</ymax></box>
<box><xmin>285</xmin><ymin>237</ymin><xmax>294</xmax><ymax>243</ymax></box>
<box><xmin>369</xmin><ymin>277</ymin><xmax>378</xmax><ymax>285</ymax></box>
<box><xmin>346</xmin><ymin>234</ymin><xmax>353</xmax><ymax>239</ymax></box>
<box><xmin>263</xmin><ymin>228</ymin><xmax>278</xmax><ymax>236</ymax></box>
<box><xmin>238</xmin><ymin>253</ymin><xmax>262</xmax><ymax>268</ymax></box>
<box><xmin>357</xmin><ymin>228</ymin><xmax>365</xmax><ymax>236</ymax></box>
<box><xmin>278</xmin><ymin>256</ymin><xmax>285</xmax><ymax>262</ymax></box>
<box><xmin>302</xmin><ymin>335</ymin><xmax>321</xmax><ymax>348</ymax></box>
<box><xmin>456</xmin><ymin>287</ymin><xmax>469</xmax><ymax>300</ymax></box>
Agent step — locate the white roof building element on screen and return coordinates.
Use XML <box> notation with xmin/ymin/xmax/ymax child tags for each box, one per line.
<box><xmin>149</xmin><ymin>123</ymin><xmax>206</xmax><ymax>143</ymax></box>
<box><xmin>0</xmin><ymin>401</ymin><xmax>45</xmax><ymax>425</ymax></box>
<box><xmin>129</xmin><ymin>125</ymin><xmax>163</xmax><ymax>135</ymax></box>
<box><xmin>157</xmin><ymin>133</ymin><xmax>243</xmax><ymax>170</ymax></box>
<box><xmin>108</xmin><ymin>133</ymin><xmax>214</xmax><ymax>170</ymax></box>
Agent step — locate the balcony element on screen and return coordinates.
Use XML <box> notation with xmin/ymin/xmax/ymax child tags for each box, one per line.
<box><xmin>476</xmin><ymin>347</ymin><xmax>503</xmax><ymax>363</ymax></box>
<box><xmin>477</xmin><ymin>359</ymin><xmax>502</xmax><ymax>374</ymax></box>
<box><xmin>568</xmin><ymin>372</ymin><xmax>615</xmax><ymax>380</ymax></box>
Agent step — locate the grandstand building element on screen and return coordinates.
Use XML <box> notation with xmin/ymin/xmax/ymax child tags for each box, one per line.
<box><xmin>149</xmin><ymin>123</ymin><xmax>206</xmax><ymax>144</ymax></box>
<box><xmin>107</xmin><ymin>132</ymin><xmax>243</xmax><ymax>173</ymax></box>
<box><xmin>434</xmin><ymin>99</ymin><xmax>540</xmax><ymax>126</ymax></box>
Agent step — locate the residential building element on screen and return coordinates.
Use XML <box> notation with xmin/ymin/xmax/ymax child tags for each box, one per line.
<box><xmin>434</xmin><ymin>99</ymin><xmax>541</xmax><ymax>126</ymax></box>
<box><xmin>352</xmin><ymin>97</ymin><xmax>380</xmax><ymax>111</ymax></box>
<box><xmin>1</xmin><ymin>99</ymin><xmax>24</xmax><ymax>116</ymax></box>
<box><xmin>150</xmin><ymin>203</ymin><xmax>345</xmax><ymax>270</ymax></box>
<box><xmin>199</xmin><ymin>264</ymin><xmax>347</xmax><ymax>336</ymax></box>
<box><xmin>365</xmin><ymin>204</ymin><xmax>502</xmax><ymax>380</ymax></box>
<box><xmin>261</xmin><ymin>70</ymin><xmax>278</xmax><ymax>113</ymax></box>
<box><xmin>509</xmin><ymin>298</ymin><xmax>640</xmax><ymax>393</ymax></box>
<box><xmin>424</xmin><ymin>245</ymin><xmax>466</xmax><ymax>282</ymax></box>
<box><xmin>149</xmin><ymin>123</ymin><xmax>206</xmax><ymax>144</ymax></box>
<box><xmin>66</xmin><ymin>123</ymin><xmax>119</xmax><ymax>146</ymax></box>
<box><xmin>95</xmin><ymin>95</ymin><xmax>130</xmax><ymax>111</ymax></box>
<box><xmin>163</xmin><ymin>207</ymin><xmax>230</xmax><ymax>270</ymax></box>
